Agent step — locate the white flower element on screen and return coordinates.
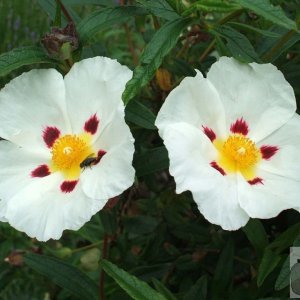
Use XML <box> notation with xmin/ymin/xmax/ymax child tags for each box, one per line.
<box><xmin>0</xmin><ymin>57</ymin><xmax>135</xmax><ymax>241</ymax></box>
<box><xmin>156</xmin><ymin>56</ymin><xmax>300</xmax><ymax>230</ymax></box>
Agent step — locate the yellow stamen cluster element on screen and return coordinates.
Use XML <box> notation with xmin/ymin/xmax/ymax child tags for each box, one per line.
<box><xmin>50</xmin><ymin>134</ymin><xmax>94</xmax><ymax>179</ymax></box>
<box><xmin>214</xmin><ymin>134</ymin><xmax>261</xmax><ymax>180</ymax></box>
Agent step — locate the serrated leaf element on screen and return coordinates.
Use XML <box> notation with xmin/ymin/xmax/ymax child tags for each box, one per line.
<box><xmin>0</xmin><ymin>46</ymin><xmax>55</xmax><ymax>77</ymax></box>
<box><xmin>228</xmin><ymin>22</ymin><xmax>281</xmax><ymax>38</ymax></box>
<box><xmin>275</xmin><ymin>256</ymin><xmax>290</xmax><ymax>290</ymax></box>
<box><xmin>183</xmin><ymin>275</ymin><xmax>208</xmax><ymax>300</ymax></box>
<box><xmin>214</xmin><ymin>25</ymin><xmax>260</xmax><ymax>62</ymax></box>
<box><xmin>125</xmin><ymin>100</ymin><xmax>156</xmax><ymax>130</ymax></box>
<box><xmin>100</xmin><ymin>259</ymin><xmax>167</xmax><ymax>300</ymax></box>
<box><xmin>257</xmin><ymin>249</ymin><xmax>281</xmax><ymax>287</ymax></box>
<box><xmin>258</xmin><ymin>27</ymin><xmax>300</xmax><ymax>62</ymax></box>
<box><xmin>243</xmin><ymin>219</ymin><xmax>268</xmax><ymax>257</ymax></box>
<box><xmin>136</xmin><ymin>0</ymin><xmax>180</xmax><ymax>20</ymax></box>
<box><xmin>24</xmin><ymin>253</ymin><xmax>98</xmax><ymax>300</ymax></box>
<box><xmin>184</xmin><ymin>0</ymin><xmax>241</xmax><ymax>15</ymax></box>
<box><xmin>152</xmin><ymin>278</ymin><xmax>177</xmax><ymax>300</ymax></box>
<box><xmin>122</xmin><ymin>18</ymin><xmax>191</xmax><ymax>104</ymax></box>
<box><xmin>133</xmin><ymin>146</ymin><xmax>169</xmax><ymax>177</ymax></box>
<box><xmin>77</xmin><ymin>6</ymin><xmax>147</xmax><ymax>43</ymax></box>
<box><xmin>233</xmin><ymin>0</ymin><xmax>297</xmax><ymax>31</ymax></box>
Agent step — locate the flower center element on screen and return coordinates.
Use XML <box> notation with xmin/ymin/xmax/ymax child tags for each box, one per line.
<box><xmin>214</xmin><ymin>134</ymin><xmax>261</xmax><ymax>179</ymax></box>
<box><xmin>50</xmin><ymin>134</ymin><xmax>94</xmax><ymax>179</ymax></box>
<box><xmin>222</xmin><ymin>135</ymin><xmax>260</xmax><ymax>169</ymax></box>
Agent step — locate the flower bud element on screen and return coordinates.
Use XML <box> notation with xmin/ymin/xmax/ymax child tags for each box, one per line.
<box><xmin>41</xmin><ymin>22</ymin><xmax>78</xmax><ymax>60</ymax></box>
<box><xmin>4</xmin><ymin>250</ymin><xmax>25</xmax><ymax>267</ymax></box>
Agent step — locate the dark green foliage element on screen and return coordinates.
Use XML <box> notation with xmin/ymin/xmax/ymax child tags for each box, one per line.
<box><xmin>0</xmin><ymin>0</ymin><xmax>300</xmax><ymax>299</ymax></box>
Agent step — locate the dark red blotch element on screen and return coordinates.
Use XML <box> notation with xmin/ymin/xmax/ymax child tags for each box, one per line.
<box><xmin>210</xmin><ymin>161</ymin><xmax>226</xmax><ymax>176</ymax></box>
<box><xmin>202</xmin><ymin>126</ymin><xmax>216</xmax><ymax>142</ymax></box>
<box><xmin>31</xmin><ymin>164</ymin><xmax>50</xmax><ymax>178</ymax></box>
<box><xmin>84</xmin><ymin>114</ymin><xmax>99</xmax><ymax>135</ymax></box>
<box><xmin>43</xmin><ymin>126</ymin><xmax>60</xmax><ymax>148</ymax></box>
<box><xmin>60</xmin><ymin>180</ymin><xmax>78</xmax><ymax>193</ymax></box>
<box><xmin>248</xmin><ymin>177</ymin><xmax>264</xmax><ymax>185</ymax></box>
<box><xmin>230</xmin><ymin>118</ymin><xmax>249</xmax><ymax>136</ymax></box>
<box><xmin>260</xmin><ymin>145</ymin><xmax>279</xmax><ymax>160</ymax></box>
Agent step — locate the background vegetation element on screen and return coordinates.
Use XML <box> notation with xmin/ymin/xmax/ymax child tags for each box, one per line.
<box><xmin>0</xmin><ymin>0</ymin><xmax>300</xmax><ymax>299</ymax></box>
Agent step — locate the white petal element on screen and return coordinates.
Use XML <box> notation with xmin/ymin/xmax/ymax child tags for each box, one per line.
<box><xmin>81</xmin><ymin>138</ymin><xmax>135</xmax><ymax>200</ymax></box>
<box><xmin>156</xmin><ymin>71</ymin><xmax>227</xmax><ymax>139</ymax></box>
<box><xmin>0</xmin><ymin>69</ymin><xmax>70</xmax><ymax>154</ymax></box>
<box><xmin>0</xmin><ymin>141</ymin><xmax>49</xmax><ymax>200</ymax></box>
<box><xmin>207</xmin><ymin>57</ymin><xmax>296</xmax><ymax>142</ymax></box>
<box><xmin>238</xmin><ymin>170</ymin><xmax>299</xmax><ymax>218</ymax></box>
<box><xmin>161</xmin><ymin>122</ymin><xmax>249</xmax><ymax>230</ymax></box>
<box><xmin>64</xmin><ymin>57</ymin><xmax>132</xmax><ymax>139</ymax></box>
<box><xmin>239</xmin><ymin>113</ymin><xmax>300</xmax><ymax>218</ymax></box>
<box><xmin>4</xmin><ymin>172</ymin><xmax>103</xmax><ymax>241</ymax></box>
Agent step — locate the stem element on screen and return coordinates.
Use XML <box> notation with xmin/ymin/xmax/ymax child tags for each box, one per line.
<box><xmin>199</xmin><ymin>39</ymin><xmax>216</xmax><ymax>63</ymax></box>
<box><xmin>262</xmin><ymin>30</ymin><xmax>296</xmax><ymax>62</ymax></box>
<box><xmin>71</xmin><ymin>241</ymin><xmax>102</xmax><ymax>254</ymax></box>
<box><xmin>56</xmin><ymin>0</ymin><xmax>73</xmax><ymax>23</ymax></box>
<box><xmin>199</xmin><ymin>9</ymin><xmax>243</xmax><ymax>63</ymax></box>
<box><xmin>99</xmin><ymin>234</ymin><xmax>109</xmax><ymax>300</ymax></box>
<box><xmin>124</xmin><ymin>23</ymin><xmax>138</xmax><ymax>65</ymax></box>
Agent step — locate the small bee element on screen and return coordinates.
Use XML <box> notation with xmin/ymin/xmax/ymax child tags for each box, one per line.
<box><xmin>80</xmin><ymin>154</ymin><xmax>98</xmax><ymax>170</ymax></box>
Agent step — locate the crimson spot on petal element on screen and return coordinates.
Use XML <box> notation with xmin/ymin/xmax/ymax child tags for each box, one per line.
<box><xmin>94</xmin><ymin>149</ymin><xmax>107</xmax><ymax>165</ymax></box>
<box><xmin>31</xmin><ymin>164</ymin><xmax>50</xmax><ymax>178</ymax></box>
<box><xmin>248</xmin><ymin>177</ymin><xmax>263</xmax><ymax>185</ymax></box>
<box><xmin>260</xmin><ymin>145</ymin><xmax>279</xmax><ymax>160</ymax></box>
<box><xmin>230</xmin><ymin>118</ymin><xmax>249</xmax><ymax>135</ymax></box>
<box><xmin>84</xmin><ymin>114</ymin><xmax>99</xmax><ymax>135</ymax></box>
<box><xmin>43</xmin><ymin>126</ymin><xmax>60</xmax><ymax>148</ymax></box>
<box><xmin>210</xmin><ymin>161</ymin><xmax>226</xmax><ymax>176</ymax></box>
<box><xmin>60</xmin><ymin>180</ymin><xmax>78</xmax><ymax>193</ymax></box>
<box><xmin>202</xmin><ymin>126</ymin><xmax>216</xmax><ymax>142</ymax></box>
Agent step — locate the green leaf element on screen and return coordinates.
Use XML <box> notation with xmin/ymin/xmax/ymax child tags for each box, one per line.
<box><xmin>258</xmin><ymin>27</ymin><xmax>300</xmax><ymax>62</ymax></box>
<box><xmin>136</xmin><ymin>0</ymin><xmax>180</xmax><ymax>20</ymax></box>
<box><xmin>37</xmin><ymin>0</ymin><xmax>80</xmax><ymax>24</ymax></box>
<box><xmin>213</xmin><ymin>25</ymin><xmax>260</xmax><ymax>62</ymax></box>
<box><xmin>233</xmin><ymin>0</ymin><xmax>297</xmax><ymax>31</ymax></box>
<box><xmin>0</xmin><ymin>46</ymin><xmax>55</xmax><ymax>77</ymax></box>
<box><xmin>213</xmin><ymin>240</ymin><xmax>234</xmax><ymax>292</ymax></box>
<box><xmin>123</xmin><ymin>215</ymin><xmax>159</xmax><ymax>235</ymax></box>
<box><xmin>24</xmin><ymin>253</ymin><xmax>98</xmax><ymax>300</ymax></box>
<box><xmin>257</xmin><ymin>248</ymin><xmax>281</xmax><ymax>287</ymax></box>
<box><xmin>77</xmin><ymin>6</ymin><xmax>147</xmax><ymax>43</ymax></box>
<box><xmin>100</xmin><ymin>259</ymin><xmax>167</xmax><ymax>300</ymax></box>
<box><xmin>183</xmin><ymin>275</ymin><xmax>208</xmax><ymax>300</ymax></box>
<box><xmin>122</xmin><ymin>17</ymin><xmax>191</xmax><ymax>104</ymax></box>
<box><xmin>268</xmin><ymin>222</ymin><xmax>300</xmax><ymax>254</ymax></box>
<box><xmin>133</xmin><ymin>146</ymin><xmax>169</xmax><ymax>177</ymax></box>
<box><xmin>125</xmin><ymin>100</ymin><xmax>157</xmax><ymax>130</ymax></box>
<box><xmin>152</xmin><ymin>278</ymin><xmax>177</xmax><ymax>300</ymax></box>
<box><xmin>243</xmin><ymin>219</ymin><xmax>268</xmax><ymax>257</ymax></box>
<box><xmin>275</xmin><ymin>256</ymin><xmax>289</xmax><ymax>290</ymax></box>
<box><xmin>184</xmin><ymin>0</ymin><xmax>241</xmax><ymax>15</ymax></box>
<box><xmin>228</xmin><ymin>22</ymin><xmax>281</xmax><ymax>38</ymax></box>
